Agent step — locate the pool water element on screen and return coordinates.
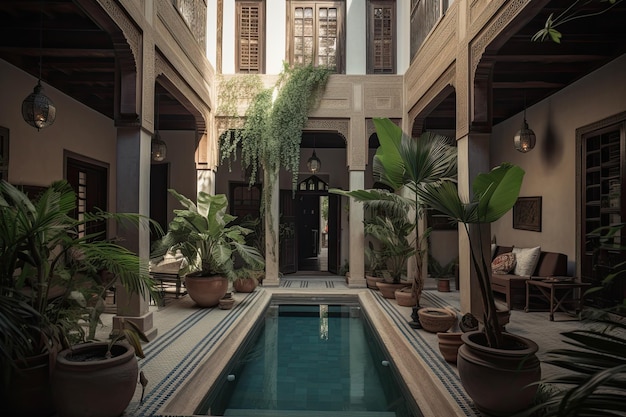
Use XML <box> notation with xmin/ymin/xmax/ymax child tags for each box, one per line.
<box><xmin>197</xmin><ymin>303</ymin><xmax>420</xmax><ymax>416</ymax></box>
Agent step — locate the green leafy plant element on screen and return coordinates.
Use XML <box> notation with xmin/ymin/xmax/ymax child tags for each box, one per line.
<box><xmin>150</xmin><ymin>190</ymin><xmax>264</xmax><ymax>280</ymax></box>
<box><xmin>428</xmin><ymin>254</ymin><xmax>458</xmax><ymax>278</ymax></box>
<box><xmin>532</xmin><ymin>0</ymin><xmax>622</xmax><ymax>43</ymax></box>
<box><xmin>416</xmin><ymin>163</ymin><xmax>524</xmax><ymax>348</ymax></box>
<box><xmin>332</xmin><ymin>117</ymin><xmax>457</xmax><ymax>301</ymax></box>
<box><xmin>0</xmin><ymin>180</ymin><xmax>159</xmax><ymax>380</ymax></box>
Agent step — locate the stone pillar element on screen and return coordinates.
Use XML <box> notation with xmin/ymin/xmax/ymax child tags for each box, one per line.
<box><xmin>347</xmin><ymin>170</ymin><xmax>366</xmax><ymax>288</ymax></box>
<box><xmin>197</xmin><ymin>168</ymin><xmax>215</xmax><ymax>195</ymax></box>
<box><xmin>457</xmin><ymin>132</ymin><xmax>491</xmax><ymax>319</ymax></box>
<box><xmin>113</xmin><ymin>126</ymin><xmax>157</xmax><ymax>340</ymax></box>
<box><xmin>263</xmin><ymin>169</ymin><xmax>280</xmax><ymax>287</ymax></box>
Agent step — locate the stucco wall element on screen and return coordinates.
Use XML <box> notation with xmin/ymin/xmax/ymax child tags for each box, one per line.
<box><xmin>0</xmin><ymin>59</ymin><xmax>117</xmax><ymax>207</ymax></box>
<box><xmin>490</xmin><ymin>53</ymin><xmax>626</xmax><ymax>274</ymax></box>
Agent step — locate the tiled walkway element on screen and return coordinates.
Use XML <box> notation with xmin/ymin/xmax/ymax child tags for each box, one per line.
<box><xmin>97</xmin><ymin>275</ymin><xmax>588</xmax><ymax>417</ymax></box>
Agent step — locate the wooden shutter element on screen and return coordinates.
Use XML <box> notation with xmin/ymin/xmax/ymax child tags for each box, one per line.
<box><xmin>237</xmin><ymin>1</ymin><xmax>264</xmax><ymax>73</ymax></box>
<box><xmin>368</xmin><ymin>0</ymin><xmax>395</xmax><ymax>74</ymax></box>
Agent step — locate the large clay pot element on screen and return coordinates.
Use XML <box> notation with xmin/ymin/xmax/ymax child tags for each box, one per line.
<box><xmin>376</xmin><ymin>281</ymin><xmax>409</xmax><ymax>299</ymax></box>
<box><xmin>436</xmin><ymin>332</ymin><xmax>464</xmax><ymax>364</ymax></box>
<box><xmin>52</xmin><ymin>342</ymin><xmax>138</xmax><ymax>417</ymax></box>
<box><xmin>185</xmin><ymin>275</ymin><xmax>229</xmax><ymax>307</ymax></box>
<box><xmin>2</xmin><ymin>351</ymin><xmax>56</xmax><ymax>417</ymax></box>
<box><xmin>457</xmin><ymin>331</ymin><xmax>541</xmax><ymax>416</ymax></box>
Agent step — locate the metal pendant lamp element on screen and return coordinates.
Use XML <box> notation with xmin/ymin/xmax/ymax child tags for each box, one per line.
<box><xmin>22</xmin><ymin>8</ymin><xmax>56</xmax><ymax>131</ymax></box>
<box><xmin>307</xmin><ymin>135</ymin><xmax>321</xmax><ymax>173</ymax></box>
<box><xmin>514</xmin><ymin>94</ymin><xmax>536</xmax><ymax>153</ymax></box>
<box><xmin>151</xmin><ymin>94</ymin><xmax>167</xmax><ymax>162</ymax></box>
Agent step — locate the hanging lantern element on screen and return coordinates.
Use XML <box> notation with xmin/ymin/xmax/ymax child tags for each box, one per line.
<box><xmin>22</xmin><ymin>81</ymin><xmax>56</xmax><ymax>131</ymax></box>
<box><xmin>514</xmin><ymin>118</ymin><xmax>536</xmax><ymax>153</ymax></box>
<box><xmin>151</xmin><ymin>132</ymin><xmax>167</xmax><ymax>162</ymax></box>
<box><xmin>307</xmin><ymin>150</ymin><xmax>321</xmax><ymax>173</ymax></box>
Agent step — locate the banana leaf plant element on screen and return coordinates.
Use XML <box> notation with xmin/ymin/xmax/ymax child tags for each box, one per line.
<box><xmin>331</xmin><ymin>117</ymin><xmax>457</xmax><ymax>301</ymax></box>
<box><xmin>416</xmin><ymin>163</ymin><xmax>524</xmax><ymax>348</ymax></box>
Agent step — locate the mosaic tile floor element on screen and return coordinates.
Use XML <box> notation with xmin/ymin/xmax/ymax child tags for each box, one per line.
<box><xmin>92</xmin><ymin>276</ymin><xmax>589</xmax><ymax>417</ymax></box>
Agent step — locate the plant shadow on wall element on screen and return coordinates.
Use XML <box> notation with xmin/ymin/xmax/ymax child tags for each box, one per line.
<box><xmin>0</xmin><ymin>180</ymin><xmax>160</xmax><ymax>417</ymax></box>
<box><xmin>416</xmin><ymin>163</ymin><xmax>546</xmax><ymax>416</ymax></box>
<box><xmin>515</xmin><ymin>223</ymin><xmax>626</xmax><ymax>417</ymax></box>
<box><xmin>218</xmin><ymin>63</ymin><xmax>331</xmax><ymax>266</ymax></box>
<box><xmin>331</xmin><ymin>118</ymin><xmax>457</xmax><ymax>310</ymax></box>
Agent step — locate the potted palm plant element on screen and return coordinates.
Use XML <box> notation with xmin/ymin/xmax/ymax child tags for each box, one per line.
<box><xmin>332</xmin><ymin>117</ymin><xmax>457</xmax><ymax>307</ymax></box>
<box><xmin>151</xmin><ymin>190</ymin><xmax>264</xmax><ymax>308</ymax></box>
<box><xmin>0</xmin><ymin>179</ymin><xmax>159</xmax><ymax>417</ymax></box>
<box><xmin>416</xmin><ymin>163</ymin><xmax>542</xmax><ymax>416</ymax></box>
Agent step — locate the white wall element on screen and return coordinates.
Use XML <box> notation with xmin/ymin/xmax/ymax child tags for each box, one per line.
<box><xmin>346</xmin><ymin>0</ymin><xmax>366</xmax><ymax>74</ymax></box>
<box><xmin>490</xmin><ymin>53</ymin><xmax>626</xmax><ymax>274</ymax></box>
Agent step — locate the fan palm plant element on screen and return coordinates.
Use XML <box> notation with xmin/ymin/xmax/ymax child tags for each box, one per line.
<box><xmin>416</xmin><ymin>163</ymin><xmax>524</xmax><ymax>348</ymax></box>
<box><xmin>332</xmin><ymin>117</ymin><xmax>457</xmax><ymax>301</ymax></box>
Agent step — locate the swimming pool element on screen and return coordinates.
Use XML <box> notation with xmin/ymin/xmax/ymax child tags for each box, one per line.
<box><xmin>196</xmin><ymin>301</ymin><xmax>422</xmax><ymax>416</ymax></box>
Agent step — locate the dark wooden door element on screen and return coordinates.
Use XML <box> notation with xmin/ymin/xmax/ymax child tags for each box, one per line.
<box><xmin>279</xmin><ymin>190</ymin><xmax>297</xmax><ymax>274</ymax></box>
<box><xmin>150</xmin><ymin>163</ymin><xmax>169</xmax><ymax>241</ymax></box>
<box><xmin>297</xmin><ymin>194</ymin><xmax>320</xmax><ymax>263</ymax></box>
<box><xmin>327</xmin><ymin>193</ymin><xmax>341</xmax><ymax>274</ymax></box>
<box><xmin>65</xmin><ymin>156</ymin><xmax>108</xmax><ymax>241</ymax></box>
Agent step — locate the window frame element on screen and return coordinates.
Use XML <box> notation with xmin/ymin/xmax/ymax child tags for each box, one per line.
<box><xmin>235</xmin><ymin>0</ymin><xmax>265</xmax><ymax>74</ymax></box>
<box><xmin>286</xmin><ymin>0</ymin><xmax>345</xmax><ymax>74</ymax></box>
<box><xmin>367</xmin><ymin>0</ymin><xmax>396</xmax><ymax>74</ymax></box>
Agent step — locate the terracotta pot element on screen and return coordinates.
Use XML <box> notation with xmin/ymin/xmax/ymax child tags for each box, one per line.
<box><xmin>365</xmin><ymin>275</ymin><xmax>384</xmax><ymax>290</ymax></box>
<box><xmin>437</xmin><ymin>332</ymin><xmax>464</xmax><ymax>364</ymax></box>
<box><xmin>394</xmin><ymin>287</ymin><xmax>418</xmax><ymax>307</ymax></box>
<box><xmin>52</xmin><ymin>342</ymin><xmax>138</xmax><ymax>417</ymax></box>
<box><xmin>457</xmin><ymin>331</ymin><xmax>541</xmax><ymax>416</ymax></box>
<box><xmin>437</xmin><ymin>278</ymin><xmax>451</xmax><ymax>292</ymax></box>
<box><xmin>185</xmin><ymin>275</ymin><xmax>228</xmax><ymax>307</ymax></box>
<box><xmin>233</xmin><ymin>277</ymin><xmax>258</xmax><ymax>293</ymax></box>
<box><xmin>2</xmin><ymin>351</ymin><xmax>56</xmax><ymax>417</ymax></box>
<box><xmin>418</xmin><ymin>307</ymin><xmax>457</xmax><ymax>333</ymax></box>
<box><xmin>376</xmin><ymin>281</ymin><xmax>409</xmax><ymax>299</ymax></box>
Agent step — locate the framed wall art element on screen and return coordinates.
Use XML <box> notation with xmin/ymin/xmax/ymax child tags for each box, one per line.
<box><xmin>513</xmin><ymin>196</ymin><xmax>542</xmax><ymax>232</ymax></box>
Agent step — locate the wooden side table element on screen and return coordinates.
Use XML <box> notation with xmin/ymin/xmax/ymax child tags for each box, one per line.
<box><xmin>525</xmin><ymin>279</ymin><xmax>591</xmax><ymax>321</ymax></box>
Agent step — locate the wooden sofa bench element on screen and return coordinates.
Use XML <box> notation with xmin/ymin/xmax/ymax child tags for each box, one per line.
<box><xmin>491</xmin><ymin>245</ymin><xmax>568</xmax><ymax>310</ymax></box>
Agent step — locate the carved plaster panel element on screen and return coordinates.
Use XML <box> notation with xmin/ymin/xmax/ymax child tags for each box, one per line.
<box><xmin>363</xmin><ymin>86</ymin><xmax>402</xmax><ymax>112</ymax></box>
<box><xmin>99</xmin><ymin>0</ymin><xmax>140</xmax><ymax>62</ymax></box>
<box><xmin>304</xmin><ymin>119</ymin><xmax>349</xmax><ymax>145</ymax></box>
<box><xmin>407</xmin><ymin>65</ymin><xmax>455</xmax><ymax>124</ymax></box>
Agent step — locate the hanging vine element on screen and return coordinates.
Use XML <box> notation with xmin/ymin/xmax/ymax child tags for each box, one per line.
<box><xmin>219</xmin><ymin>62</ymin><xmax>330</xmax><ymax>191</ymax></box>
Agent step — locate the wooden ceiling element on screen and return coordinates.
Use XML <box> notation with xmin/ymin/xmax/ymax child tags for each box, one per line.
<box><xmin>1</xmin><ymin>0</ymin><xmax>624</xmax><ymax>138</ymax></box>
<box><xmin>421</xmin><ymin>0</ymin><xmax>626</xmax><ymax>132</ymax></box>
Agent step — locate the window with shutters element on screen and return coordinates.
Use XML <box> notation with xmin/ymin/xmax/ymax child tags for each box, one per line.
<box><xmin>368</xmin><ymin>0</ymin><xmax>395</xmax><ymax>74</ymax></box>
<box><xmin>288</xmin><ymin>1</ymin><xmax>344</xmax><ymax>74</ymax></box>
<box><xmin>236</xmin><ymin>1</ymin><xmax>265</xmax><ymax>73</ymax></box>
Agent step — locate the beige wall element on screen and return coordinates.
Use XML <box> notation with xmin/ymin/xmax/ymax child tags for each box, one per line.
<box><xmin>490</xmin><ymin>53</ymin><xmax>626</xmax><ymax>274</ymax></box>
<box><xmin>0</xmin><ymin>59</ymin><xmax>117</xmax><ymax>208</ymax></box>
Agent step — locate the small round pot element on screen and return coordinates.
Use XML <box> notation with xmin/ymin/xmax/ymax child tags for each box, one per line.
<box><xmin>185</xmin><ymin>275</ymin><xmax>228</xmax><ymax>307</ymax></box>
<box><xmin>394</xmin><ymin>287</ymin><xmax>418</xmax><ymax>307</ymax></box>
<box><xmin>418</xmin><ymin>307</ymin><xmax>456</xmax><ymax>333</ymax></box>
<box><xmin>52</xmin><ymin>342</ymin><xmax>138</xmax><ymax>417</ymax></box>
<box><xmin>437</xmin><ymin>332</ymin><xmax>464</xmax><ymax>364</ymax></box>
<box><xmin>457</xmin><ymin>331</ymin><xmax>541</xmax><ymax>416</ymax></box>
<box><xmin>365</xmin><ymin>275</ymin><xmax>384</xmax><ymax>290</ymax></box>
<box><xmin>233</xmin><ymin>277</ymin><xmax>258</xmax><ymax>293</ymax></box>
<box><xmin>376</xmin><ymin>281</ymin><xmax>409</xmax><ymax>299</ymax></box>
<box><xmin>437</xmin><ymin>278</ymin><xmax>451</xmax><ymax>292</ymax></box>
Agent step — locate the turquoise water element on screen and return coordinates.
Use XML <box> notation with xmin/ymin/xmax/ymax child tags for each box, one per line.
<box><xmin>197</xmin><ymin>304</ymin><xmax>420</xmax><ymax>416</ymax></box>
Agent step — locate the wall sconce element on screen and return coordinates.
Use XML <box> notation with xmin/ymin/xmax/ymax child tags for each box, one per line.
<box><xmin>22</xmin><ymin>9</ymin><xmax>56</xmax><ymax>130</ymax></box>
<box><xmin>307</xmin><ymin>135</ymin><xmax>321</xmax><ymax>173</ymax></box>
<box><xmin>514</xmin><ymin>95</ymin><xmax>536</xmax><ymax>153</ymax></box>
<box><xmin>151</xmin><ymin>93</ymin><xmax>167</xmax><ymax>162</ymax></box>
